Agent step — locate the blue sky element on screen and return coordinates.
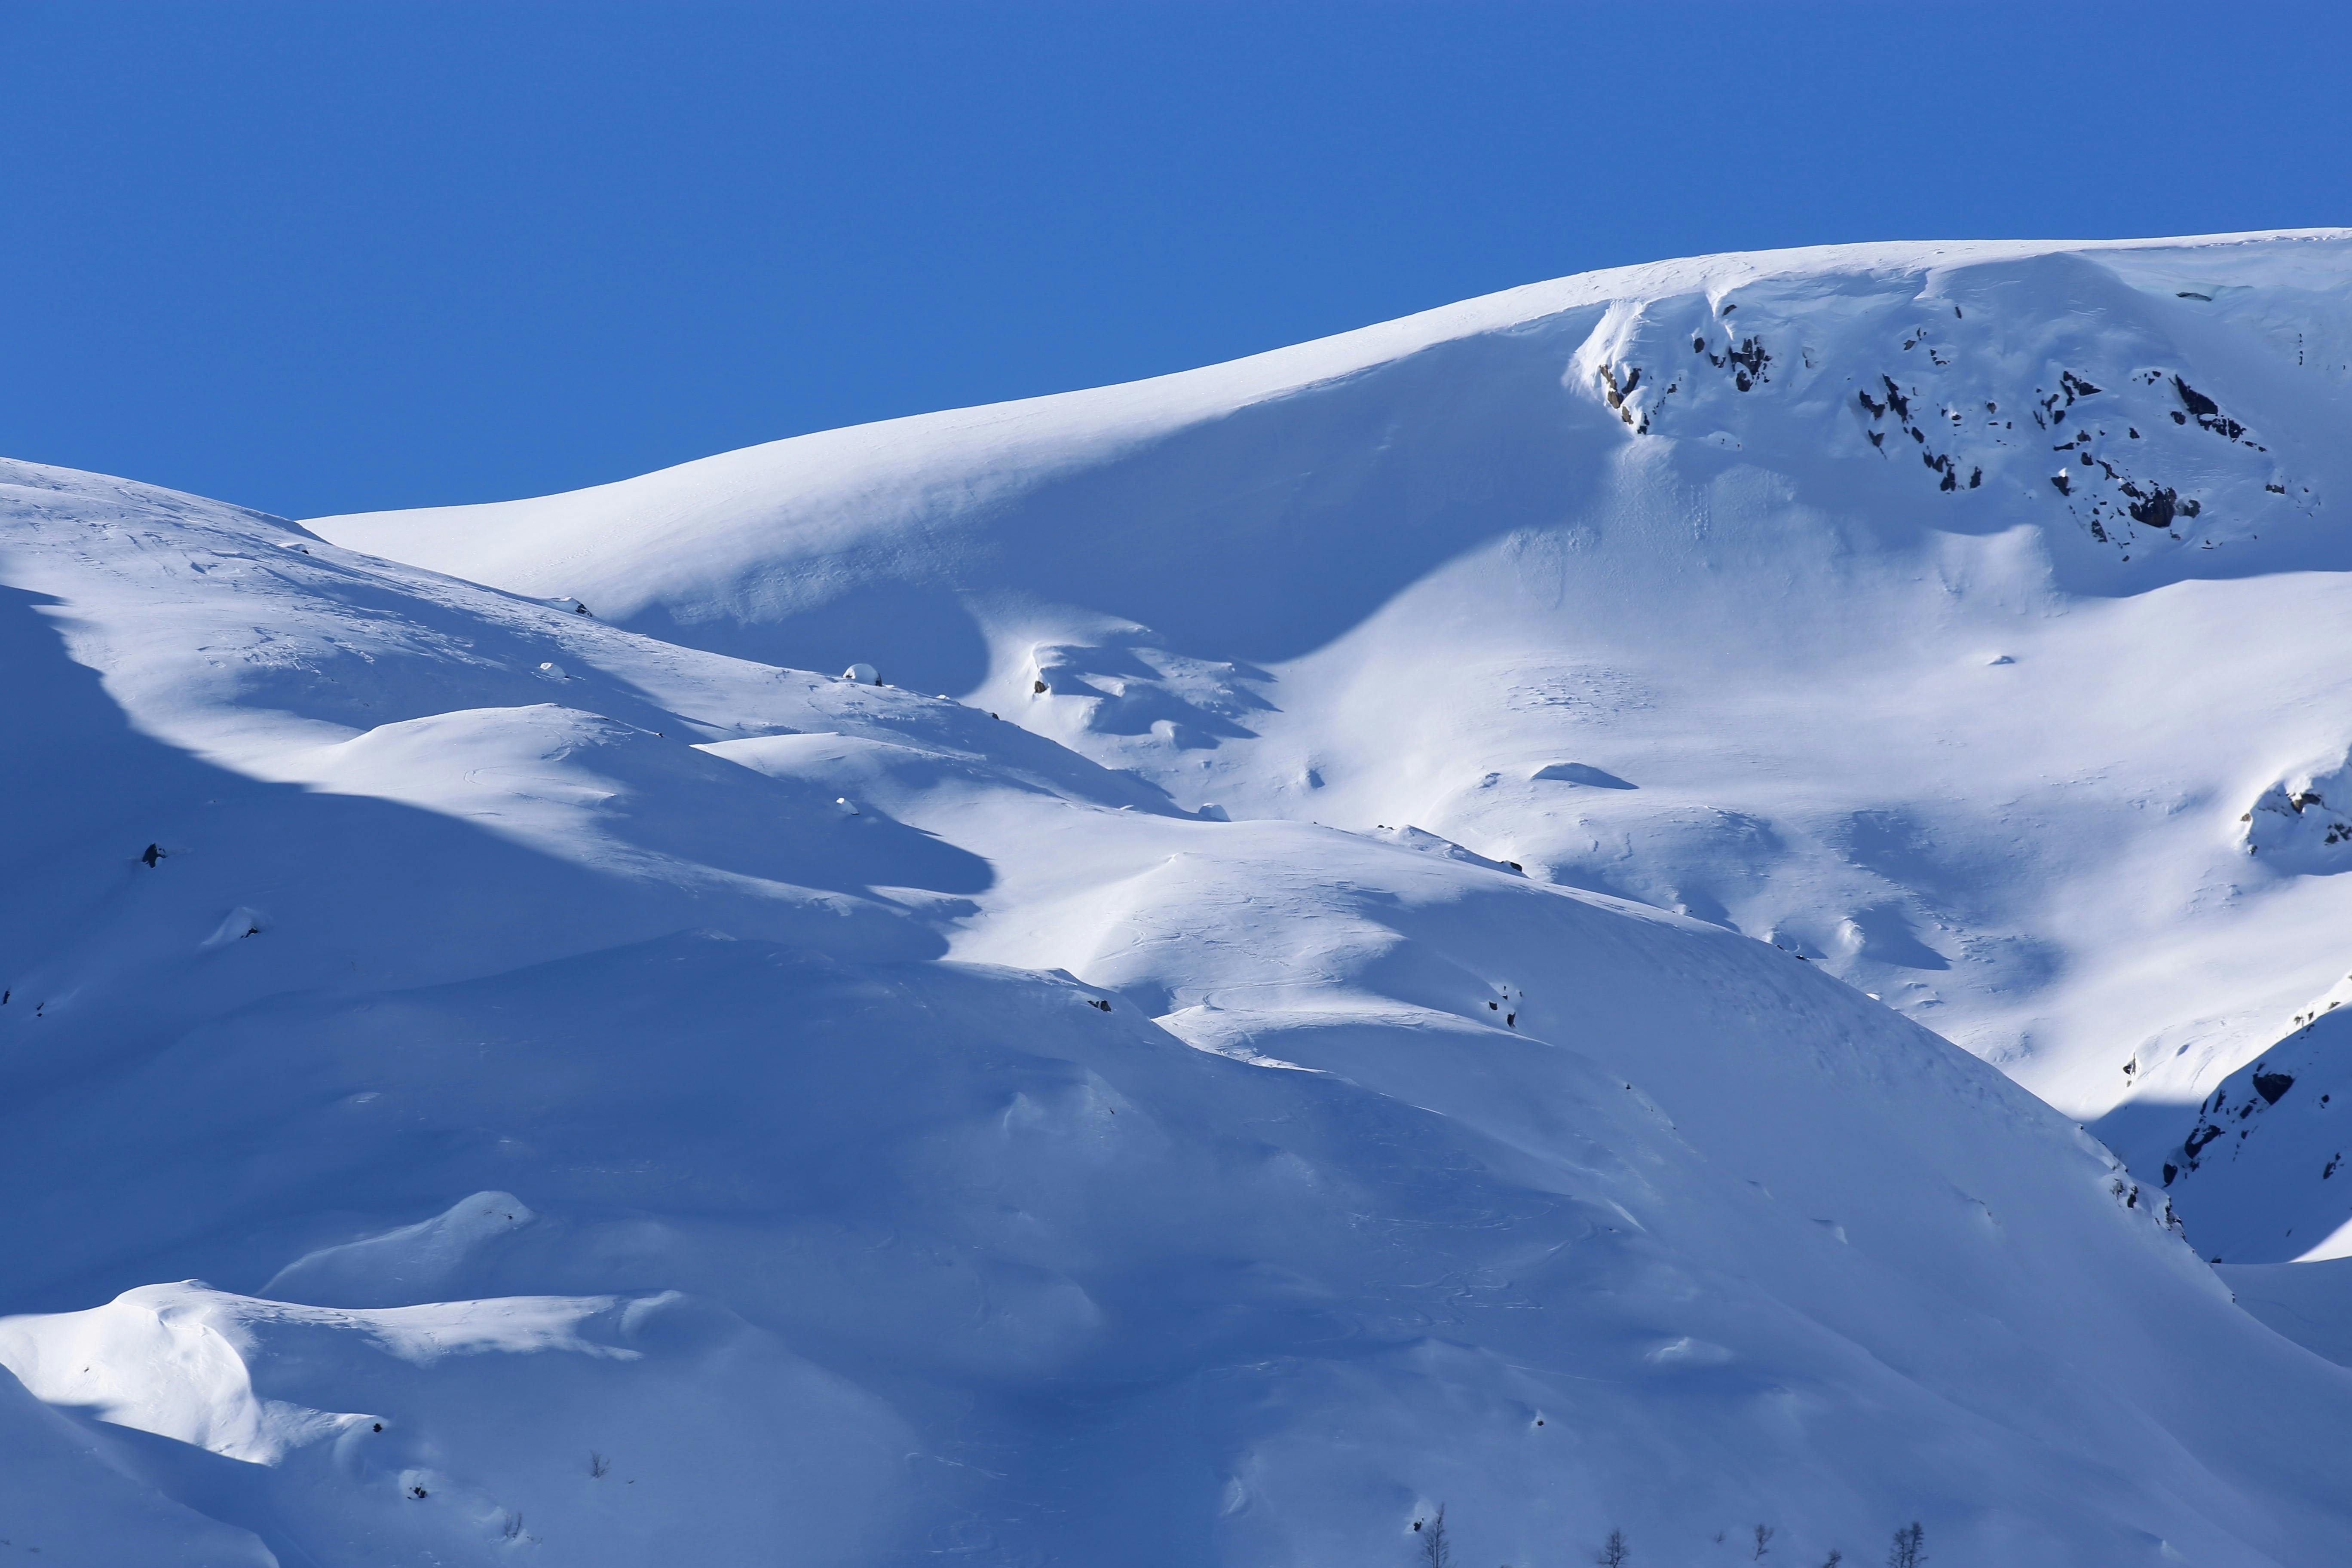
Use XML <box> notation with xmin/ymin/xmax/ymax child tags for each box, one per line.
<box><xmin>5</xmin><ymin>2</ymin><xmax>2347</xmax><ymax>520</ymax></box>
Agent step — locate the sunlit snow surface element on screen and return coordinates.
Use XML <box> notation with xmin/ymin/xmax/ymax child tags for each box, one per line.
<box><xmin>317</xmin><ymin>228</ymin><xmax>2352</xmax><ymax>1265</ymax></box>
<box><xmin>5</xmin><ymin>231</ymin><xmax>2352</xmax><ymax>1565</ymax></box>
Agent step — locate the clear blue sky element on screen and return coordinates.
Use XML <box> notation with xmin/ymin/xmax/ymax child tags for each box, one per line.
<box><xmin>5</xmin><ymin>2</ymin><xmax>2347</xmax><ymax>520</ymax></box>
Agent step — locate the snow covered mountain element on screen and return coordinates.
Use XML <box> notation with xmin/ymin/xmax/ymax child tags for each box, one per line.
<box><xmin>5</xmin><ymin>231</ymin><xmax>2352</xmax><ymax>1566</ymax></box>
<box><xmin>317</xmin><ymin>229</ymin><xmax>2352</xmax><ymax>1265</ymax></box>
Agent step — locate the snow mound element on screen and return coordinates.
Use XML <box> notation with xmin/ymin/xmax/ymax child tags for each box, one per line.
<box><xmin>0</xmin><ymin>1282</ymin><xmax>912</xmax><ymax>1565</ymax></box>
<box><xmin>267</xmin><ymin>1192</ymin><xmax>539</xmax><ymax>1306</ymax></box>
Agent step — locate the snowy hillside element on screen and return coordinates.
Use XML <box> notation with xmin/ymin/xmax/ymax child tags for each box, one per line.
<box><xmin>6</xmin><ymin>232</ymin><xmax>2352</xmax><ymax>1566</ymax></box>
<box><xmin>318</xmin><ymin>230</ymin><xmax>2352</xmax><ymax>1262</ymax></box>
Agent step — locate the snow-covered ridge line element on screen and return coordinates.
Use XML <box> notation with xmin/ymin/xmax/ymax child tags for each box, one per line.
<box><xmin>325</xmin><ymin>229</ymin><xmax>2349</xmax><ymax>512</ymax></box>
<box><xmin>313</xmin><ymin>229</ymin><xmax>2349</xmax><ymax>544</ymax></box>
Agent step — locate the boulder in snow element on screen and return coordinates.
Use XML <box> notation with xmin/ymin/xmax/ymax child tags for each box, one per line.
<box><xmin>2241</xmin><ymin>756</ymin><xmax>2352</xmax><ymax>871</ymax></box>
<box><xmin>200</xmin><ymin>907</ymin><xmax>266</xmax><ymax>949</ymax></box>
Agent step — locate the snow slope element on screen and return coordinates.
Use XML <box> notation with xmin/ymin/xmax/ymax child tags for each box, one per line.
<box><xmin>316</xmin><ymin>230</ymin><xmax>2352</xmax><ymax>1267</ymax></box>
<box><xmin>7</xmin><ymin>233</ymin><xmax>2352</xmax><ymax>1565</ymax></box>
<box><xmin>0</xmin><ymin>474</ymin><xmax>2347</xmax><ymax>1567</ymax></box>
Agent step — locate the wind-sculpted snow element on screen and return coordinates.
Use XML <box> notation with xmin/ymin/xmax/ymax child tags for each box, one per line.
<box><xmin>9</xmin><ymin>235</ymin><xmax>2352</xmax><ymax>1563</ymax></box>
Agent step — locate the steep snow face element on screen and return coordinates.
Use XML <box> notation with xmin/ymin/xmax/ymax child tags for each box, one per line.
<box><xmin>311</xmin><ymin>233</ymin><xmax>2352</xmax><ymax>1171</ymax></box>
<box><xmin>12</xmin><ymin>457</ymin><xmax>2352</xmax><ymax>1564</ymax></box>
<box><xmin>2145</xmin><ymin>986</ymin><xmax>2352</xmax><ymax>1264</ymax></box>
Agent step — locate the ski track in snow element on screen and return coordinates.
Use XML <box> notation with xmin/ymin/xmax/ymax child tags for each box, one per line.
<box><xmin>4</xmin><ymin>230</ymin><xmax>2352</xmax><ymax>1564</ymax></box>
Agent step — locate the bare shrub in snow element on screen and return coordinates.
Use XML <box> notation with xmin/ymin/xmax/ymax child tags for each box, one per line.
<box><xmin>1415</xmin><ymin>1503</ymin><xmax>1452</xmax><ymax>1568</ymax></box>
